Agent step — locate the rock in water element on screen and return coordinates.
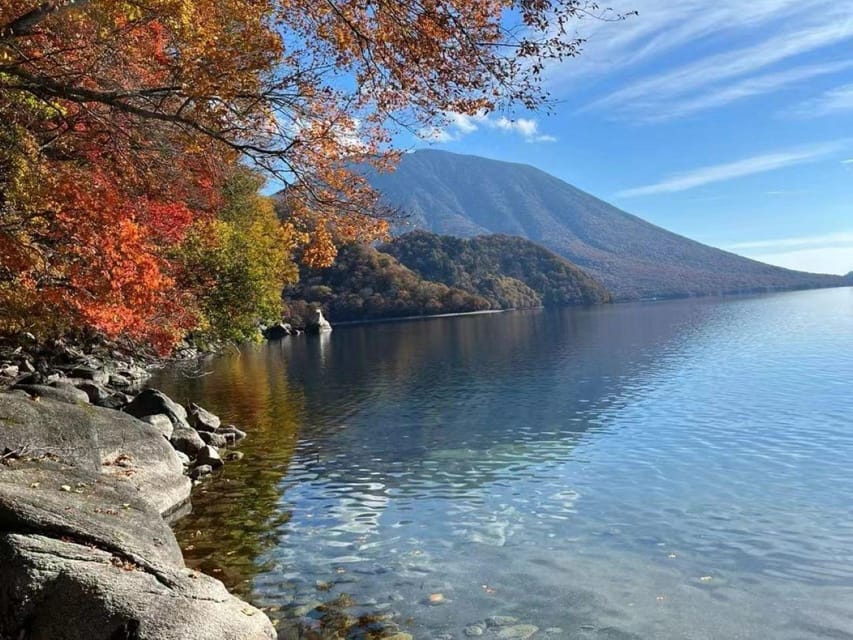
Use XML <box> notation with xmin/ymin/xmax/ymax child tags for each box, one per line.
<box><xmin>188</xmin><ymin>402</ymin><xmax>221</xmax><ymax>432</ymax></box>
<box><xmin>170</xmin><ymin>424</ymin><xmax>206</xmax><ymax>458</ymax></box>
<box><xmin>306</xmin><ymin>308</ymin><xmax>332</xmax><ymax>334</ymax></box>
<box><xmin>190</xmin><ymin>464</ymin><xmax>213</xmax><ymax>480</ymax></box>
<box><xmin>196</xmin><ymin>445</ymin><xmax>223</xmax><ymax>469</ymax></box>
<box><xmin>199</xmin><ymin>431</ymin><xmax>228</xmax><ymax>448</ymax></box>
<box><xmin>263</xmin><ymin>322</ymin><xmax>292</xmax><ymax>340</ymax></box>
<box><xmin>217</xmin><ymin>424</ymin><xmax>247</xmax><ymax>444</ymax></box>
<box><xmin>0</xmin><ymin>467</ymin><xmax>274</xmax><ymax>640</ymax></box>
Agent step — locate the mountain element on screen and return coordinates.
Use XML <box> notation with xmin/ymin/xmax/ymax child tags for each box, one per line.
<box><xmin>363</xmin><ymin>149</ymin><xmax>845</xmax><ymax>300</ymax></box>
<box><xmin>283</xmin><ymin>232</ymin><xmax>611</xmax><ymax>323</ymax></box>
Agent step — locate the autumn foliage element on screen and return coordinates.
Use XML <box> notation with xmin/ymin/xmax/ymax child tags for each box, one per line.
<box><xmin>0</xmin><ymin>0</ymin><xmax>599</xmax><ymax>351</ymax></box>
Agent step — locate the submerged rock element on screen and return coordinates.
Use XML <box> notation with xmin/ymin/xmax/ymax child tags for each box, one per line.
<box><xmin>190</xmin><ymin>464</ymin><xmax>213</xmax><ymax>480</ymax></box>
<box><xmin>495</xmin><ymin>625</ymin><xmax>539</xmax><ymax>640</ymax></box>
<box><xmin>486</xmin><ymin>617</ymin><xmax>519</xmax><ymax>628</ymax></box>
<box><xmin>217</xmin><ymin>424</ymin><xmax>247</xmax><ymax>444</ymax></box>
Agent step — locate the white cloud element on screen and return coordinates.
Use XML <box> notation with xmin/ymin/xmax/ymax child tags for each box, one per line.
<box><xmin>417</xmin><ymin>112</ymin><xmax>557</xmax><ymax>143</ymax></box>
<box><xmin>492</xmin><ymin>116</ymin><xmax>538</xmax><ymax>137</ymax></box>
<box><xmin>548</xmin><ymin>0</ymin><xmax>853</xmax><ymax>121</ymax></box>
<box><xmin>616</xmin><ymin>141</ymin><xmax>843</xmax><ymax>197</ymax></box>
<box><xmin>791</xmin><ymin>83</ymin><xmax>853</xmax><ymax>117</ymax></box>
<box><xmin>843</xmin><ymin>159</ymin><xmax>853</xmax><ymax>164</ymax></box>
<box><xmin>448</xmin><ymin>111</ymin><xmax>487</xmax><ymax>134</ymax></box>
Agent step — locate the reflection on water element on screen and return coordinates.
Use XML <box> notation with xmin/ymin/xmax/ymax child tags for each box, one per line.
<box><xmin>152</xmin><ymin>287</ymin><xmax>853</xmax><ymax>639</ymax></box>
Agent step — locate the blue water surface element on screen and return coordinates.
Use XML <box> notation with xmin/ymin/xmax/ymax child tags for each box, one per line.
<box><xmin>154</xmin><ymin>287</ymin><xmax>853</xmax><ymax>639</ymax></box>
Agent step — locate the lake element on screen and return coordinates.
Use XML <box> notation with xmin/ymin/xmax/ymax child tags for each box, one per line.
<box><xmin>152</xmin><ymin>287</ymin><xmax>853</xmax><ymax>640</ymax></box>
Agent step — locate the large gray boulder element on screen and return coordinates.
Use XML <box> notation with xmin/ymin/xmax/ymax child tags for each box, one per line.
<box><xmin>0</xmin><ymin>392</ymin><xmax>190</xmax><ymax>516</ymax></box>
<box><xmin>0</xmin><ymin>464</ymin><xmax>275</xmax><ymax>640</ymax></box>
<box><xmin>0</xmin><ymin>465</ymin><xmax>183</xmax><ymax>572</ymax></box>
<box><xmin>139</xmin><ymin>413</ymin><xmax>174</xmax><ymax>440</ymax></box>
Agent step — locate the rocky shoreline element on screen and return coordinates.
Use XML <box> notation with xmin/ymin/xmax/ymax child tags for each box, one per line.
<box><xmin>0</xmin><ymin>344</ymin><xmax>276</xmax><ymax>639</ymax></box>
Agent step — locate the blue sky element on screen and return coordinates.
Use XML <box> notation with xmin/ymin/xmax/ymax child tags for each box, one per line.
<box><xmin>408</xmin><ymin>0</ymin><xmax>853</xmax><ymax>275</ymax></box>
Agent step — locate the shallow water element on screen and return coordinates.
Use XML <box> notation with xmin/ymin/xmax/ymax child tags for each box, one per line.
<box><xmin>152</xmin><ymin>287</ymin><xmax>853</xmax><ymax>639</ymax></box>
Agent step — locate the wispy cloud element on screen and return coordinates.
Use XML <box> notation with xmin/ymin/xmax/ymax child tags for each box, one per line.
<box><xmin>790</xmin><ymin>83</ymin><xmax>853</xmax><ymax>117</ymax></box>
<box><xmin>727</xmin><ymin>231</ymin><xmax>853</xmax><ymax>251</ymax></box>
<box><xmin>419</xmin><ymin>112</ymin><xmax>557</xmax><ymax>143</ymax></box>
<box><xmin>725</xmin><ymin>231</ymin><xmax>853</xmax><ymax>274</ymax></box>
<box><xmin>843</xmin><ymin>159</ymin><xmax>853</xmax><ymax>164</ymax></box>
<box><xmin>643</xmin><ymin>60</ymin><xmax>853</xmax><ymax>121</ymax></box>
<box><xmin>616</xmin><ymin>141</ymin><xmax>843</xmax><ymax>197</ymax></box>
<box><xmin>549</xmin><ymin>0</ymin><xmax>853</xmax><ymax>121</ymax></box>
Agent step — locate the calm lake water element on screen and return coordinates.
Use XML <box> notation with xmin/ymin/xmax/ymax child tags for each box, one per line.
<box><xmin>152</xmin><ymin>287</ymin><xmax>853</xmax><ymax>640</ymax></box>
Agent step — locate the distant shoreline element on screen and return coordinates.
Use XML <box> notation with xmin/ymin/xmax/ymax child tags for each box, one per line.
<box><xmin>331</xmin><ymin>308</ymin><xmax>514</xmax><ymax>327</ymax></box>
<box><xmin>326</xmin><ymin>284</ymin><xmax>853</xmax><ymax>329</ymax></box>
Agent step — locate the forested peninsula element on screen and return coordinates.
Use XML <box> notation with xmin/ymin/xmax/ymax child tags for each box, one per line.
<box><xmin>283</xmin><ymin>231</ymin><xmax>611</xmax><ymax>323</ymax></box>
